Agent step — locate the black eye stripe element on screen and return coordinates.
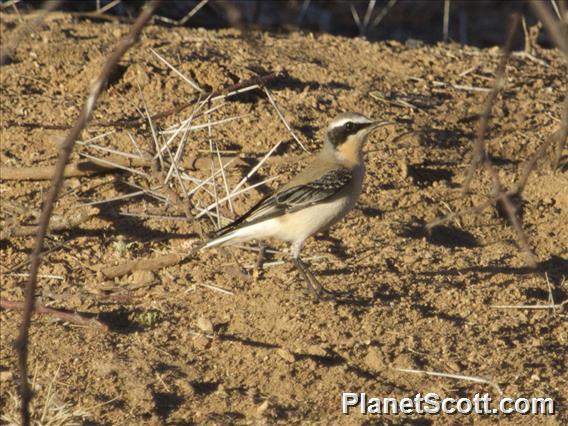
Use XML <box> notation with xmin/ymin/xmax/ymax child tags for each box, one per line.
<box><xmin>327</xmin><ymin>121</ymin><xmax>369</xmax><ymax>146</ymax></box>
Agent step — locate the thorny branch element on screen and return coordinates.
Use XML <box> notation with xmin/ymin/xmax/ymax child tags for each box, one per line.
<box><xmin>530</xmin><ymin>0</ymin><xmax>568</xmax><ymax>170</ymax></box>
<box><xmin>429</xmin><ymin>6</ymin><xmax>568</xmax><ymax>267</ymax></box>
<box><xmin>429</xmin><ymin>15</ymin><xmax>538</xmax><ymax>267</ymax></box>
<box><xmin>13</xmin><ymin>2</ymin><xmax>161</xmax><ymax>425</ymax></box>
<box><xmin>461</xmin><ymin>14</ymin><xmax>520</xmax><ymax>193</ymax></box>
<box><xmin>1</xmin><ymin>299</ymin><xmax>109</xmax><ymax>331</ymax></box>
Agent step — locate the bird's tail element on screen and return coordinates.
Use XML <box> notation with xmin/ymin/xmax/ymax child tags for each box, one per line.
<box><xmin>190</xmin><ymin>224</ymin><xmax>244</xmax><ymax>254</ymax></box>
<box><xmin>191</xmin><ymin>215</ymin><xmax>275</xmax><ymax>254</ymax></box>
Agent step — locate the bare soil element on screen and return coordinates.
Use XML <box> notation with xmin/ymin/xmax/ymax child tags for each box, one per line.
<box><xmin>1</xmin><ymin>11</ymin><xmax>567</xmax><ymax>425</ymax></box>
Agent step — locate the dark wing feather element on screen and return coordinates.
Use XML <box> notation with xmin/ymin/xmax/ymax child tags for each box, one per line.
<box><xmin>213</xmin><ymin>168</ymin><xmax>352</xmax><ymax>237</ymax></box>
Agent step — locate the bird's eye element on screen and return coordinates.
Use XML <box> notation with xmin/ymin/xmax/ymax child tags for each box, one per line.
<box><xmin>345</xmin><ymin>122</ymin><xmax>354</xmax><ymax>131</ymax></box>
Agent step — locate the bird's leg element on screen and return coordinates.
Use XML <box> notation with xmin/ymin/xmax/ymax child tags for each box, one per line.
<box><xmin>292</xmin><ymin>256</ymin><xmax>321</xmax><ymax>300</ymax></box>
<box><xmin>291</xmin><ymin>241</ymin><xmax>333</xmax><ymax>300</ymax></box>
<box><xmin>302</xmin><ymin>258</ymin><xmax>336</xmax><ymax>299</ymax></box>
<box><xmin>302</xmin><ymin>261</ymin><xmax>325</xmax><ymax>293</ymax></box>
<box><xmin>256</xmin><ymin>241</ymin><xmax>267</xmax><ymax>270</ymax></box>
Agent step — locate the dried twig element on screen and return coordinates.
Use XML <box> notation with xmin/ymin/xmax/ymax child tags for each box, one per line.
<box><xmin>0</xmin><ymin>207</ymin><xmax>99</xmax><ymax>240</ymax></box>
<box><xmin>350</xmin><ymin>4</ymin><xmax>362</xmax><ymax>34</ymax></box>
<box><xmin>0</xmin><ymin>154</ymin><xmax>244</xmax><ymax>180</ymax></box>
<box><xmin>230</xmin><ymin>140</ymin><xmax>282</xmax><ymax>195</ymax></box>
<box><xmin>13</xmin><ymin>2</ymin><xmax>160</xmax><ymax>424</ymax></box>
<box><xmin>426</xmin><ymin>198</ymin><xmax>494</xmax><ymax>230</ymax></box>
<box><xmin>0</xmin><ymin>299</ymin><xmax>109</xmax><ymax>331</ymax></box>
<box><xmin>428</xmin><ymin>125</ymin><xmax>564</xmax><ymax>236</ymax></box>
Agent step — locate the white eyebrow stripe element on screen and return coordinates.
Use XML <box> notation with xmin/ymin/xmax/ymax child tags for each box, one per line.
<box><xmin>328</xmin><ymin>115</ymin><xmax>373</xmax><ymax>129</ymax></box>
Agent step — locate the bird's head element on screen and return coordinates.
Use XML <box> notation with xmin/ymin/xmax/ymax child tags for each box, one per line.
<box><xmin>324</xmin><ymin>112</ymin><xmax>392</xmax><ymax>166</ymax></box>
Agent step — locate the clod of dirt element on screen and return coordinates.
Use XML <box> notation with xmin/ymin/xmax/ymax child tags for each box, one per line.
<box><xmin>277</xmin><ymin>348</ymin><xmax>296</xmax><ymax>363</ymax></box>
<box><xmin>365</xmin><ymin>347</ymin><xmax>387</xmax><ymax>371</ymax></box>
<box><xmin>192</xmin><ymin>335</ymin><xmax>211</xmax><ymax>351</ymax></box>
<box><xmin>196</xmin><ymin>316</ymin><xmax>214</xmax><ymax>334</ymax></box>
<box><xmin>129</xmin><ymin>270</ymin><xmax>156</xmax><ymax>286</ymax></box>
<box><xmin>304</xmin><ymin>344</ymin><xmax>328</xmax><ymax>357</ymax></box>
<box><xmin>0</xmin><ymin>370</ymin><xmax>13</xmax><ymax>382</ymax></box>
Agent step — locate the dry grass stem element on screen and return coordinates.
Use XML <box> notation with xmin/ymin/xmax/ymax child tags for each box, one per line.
<box><xmin>350</xmin><ymin>4</ymin><xmax>362</xmax><ymax>34</ymax></box>
<box><xmin>243</xmin><ymin>255</ymin><xmax>329</xmax><ymax>269</ymax></box>
<box><xmin>96</xmin><ymin>0</ymin><xmax>122</xmax><ymax>14</ymax></box>
<box><xmin>231</xmin><ymin>140</ymin><xmax>283</xmax><ymax>196</ymax></box>
<box><xmin>197</xmin><ymin>282</ymin><xmax>235</xmax><ymax>295</ymax></box>
<box><xmin>443</xmin><ymin>0</ymin><xmax>450</xmax><ymax>41</ymax></box>
<box><xmin>186</xmin><ymin>158</ymin><xmax>240</xmax><ymax>198</ymax></box>
<box><xmin>161</xmin><ymin>113</ymin><xmax>252</xmax><ymax>135</ymax></box>
<box><xmin>79</xmin><ymin>153</ymin><xmax>149</xmax><ymax>177</ymax></box>
<box><xmin>84</xmin><ymin>190</ymin><xmax>146</xmax><ymax>206</ymax></box>
<box><xmin>1</xmin><ymin>364</ymin><xmax>90</xmax><ymax>425</ymax></box>
<box><xmin>195</xmin><ymin>176</ymin><xmax>279</xmax><ymax>220</ymax></box>
<box><xmin>164</xmin><ymin>99</ymin><xmax>208</xmax><ymax>183</ymax></box>
<box><xmin>491</xmin><ymin>301</ymin><xmax>567</xmax><ymax>310</ymax></box>
<box><xmin>391</xmin><ymin>367</ymin><xmax>503</xmax><ymax>395</ymax></box>
<box><xmin>371</xmin><ymin>0</ymin><xmax>398</xmax><ymax>28</ymax></box>
<box><xmin>530</xmin><ymin>1</ymin><xmax>568</xmax><ymax>58</ymax></box>
<box><xmin>79</xmin><ymin>140</ymin><xmax>145</xmax><ymax>161</ymax></box>
<box><xmin>154</xmin><ymin>0</ymin><xmax>209</xmax><ymax>26</ymax></box>
<box><xmin>150</xmin><ymin>48</ymin><xmax>205</xmax><ymax>93</ymax></box>
<box><xmin>362</xmin><ymin>0</ymin><xmax>376</xmax><ymax>34</ymax></box>
<box><xmin>263</xmin><ymin>87</ymin><xmax>308</xmax><ymax>152</ymax></box>
<box><xmin>408</xmin><ymin>76</ymin><xmax>491</xmax><ymax>93</ymax></box>
<box><xmin>206</xmin><ymin>113</ymin><xmax>222</xmax><ymax>228</ymax></box>
<box><xmin>2</xmin><ymin>273</ymin><xmax>64</xmax><ymax>280</ymax></box>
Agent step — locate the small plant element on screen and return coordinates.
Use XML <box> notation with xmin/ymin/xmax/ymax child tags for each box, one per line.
<box><xmin>131</xmin><ymin>309</ymin><xmax>162</xmax><ymax>328</ymax></box>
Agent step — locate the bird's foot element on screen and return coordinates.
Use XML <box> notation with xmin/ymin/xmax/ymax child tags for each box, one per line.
<box><xmin>255</xmin><ymin>242</ymin><xmax>267</xmax><ymax>274</ymax></box>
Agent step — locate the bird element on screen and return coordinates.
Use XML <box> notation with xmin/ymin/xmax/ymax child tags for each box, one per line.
<box><xmin>194</xmin><ymin>112</ymin><xmax>392</xmax><ymax>299</ymax></box>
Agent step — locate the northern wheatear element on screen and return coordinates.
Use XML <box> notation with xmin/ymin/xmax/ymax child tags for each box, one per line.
<box><xmin>196</xmin><ymin>112</ymin><xmax>391</xmax><ymax>299</ymax></box>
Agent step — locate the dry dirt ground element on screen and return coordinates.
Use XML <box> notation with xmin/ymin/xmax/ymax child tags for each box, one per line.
<box><xmin>1</xmin><ymin>11</ymin><xmax>567</xmax><ymax>425</ymax></box>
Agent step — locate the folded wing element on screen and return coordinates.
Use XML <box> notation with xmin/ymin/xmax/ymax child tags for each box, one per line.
<box><xmin>214</xmin><ymin>167</ymin><xmax>353</xmax><ymax>236</ymax></box>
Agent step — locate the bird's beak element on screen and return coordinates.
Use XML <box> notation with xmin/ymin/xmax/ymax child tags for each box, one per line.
<box><xmin>369</xmin><ymin>120</ymin><xmax>394</xmax><ymax>131</ymax></box>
